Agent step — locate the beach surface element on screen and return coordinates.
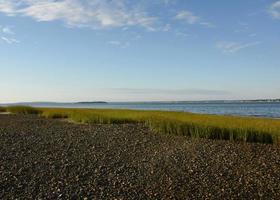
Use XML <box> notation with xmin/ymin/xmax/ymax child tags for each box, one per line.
<box><xmin>0</xmin><ymin>114</ymin><xmax>279</xmax><ymax>199</ymax></box>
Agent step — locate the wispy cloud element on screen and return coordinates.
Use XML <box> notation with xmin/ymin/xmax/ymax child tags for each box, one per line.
<box><xmin>216</xmin><ymin>41</ymin><xmax>261</xmax><ymax>53</ymax></box>
<box><xmin>162</xmin><ymin>0</ymin><xmax>172</xmax><ymax>5</ymax></box>
<box><xmin>0</xmin><ymin>0</ymin><xmax>158</xmax><ymax>30</ymax></box>
<box><xmin>162</xmin><ymin>23</ymin><xmax>171</xmax><ymax>32</ymax></box>
<box><xmin>199</xmin><ymin>22</ymin><xmax>215</xmax><ymax>28</ymax></box>
<box><xmin>1</xmin><ymin>36</ymin><xmax>19</xmax><ymax>44</ymax></box>
<box><xmin>175</xmin><ymin>30</ymin><xmax>189</xmax><ymax>38</ymax></box>
<box><xmin>108</xmin><ymin>40</ymin><xmax>130</xmax><ymax>48</ymax></box>
<box><xmin>234</xmin><ymin>22</ymin><xmax>249</xmax><ymax>33</ymax></box>
<box><xmin>2</xmin><ymin>26</ymin><xmax>14</xmax><ymax>34</ymax></box>
<box><xmin>174</xmin><ymin>10</ymin><xmax>214</xmax><ymax>27</ymax></box>
<box><xmin>175</xmin><ymin>11</ymin><xmax>199</xmax><ymax>24</ymax></box>
<box><xmin>101</xmin><ymin>88</ymin><xmax>230</xmax><ymax>101</ymax></box>
<box><xmin>0</xmin><ymin>1</ymin><xmax>217</xmax><ymax>33</ymax></box>
<box><xmin>0</xmin><ymin>1</ymin><xmax>16</xmax><ymax>15</ymax></box>
<box><xmin>0</xmin><ymin>25</ymin><xmax>19</xmax><ymax>44</ymax></box>
<box><xmin>268</xmin><ymin>1</ymin><xmax>280</xmax><ymax>19</ymax></box>
<box><xmin>112</xmin><ymin>88</ymin><xmax>229</xmax><ymax>96</ymax></box>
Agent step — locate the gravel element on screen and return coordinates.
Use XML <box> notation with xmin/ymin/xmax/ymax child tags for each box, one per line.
<box><xmin>0</xmin><ymin>114</ymin><xmax>280</xmax><ymax>199</ymax></box>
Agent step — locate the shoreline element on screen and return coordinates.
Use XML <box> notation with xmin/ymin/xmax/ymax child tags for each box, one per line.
<box><xmin>1</xmin><ymin>106</ymin><xmax>280</xmax><ymax>144</ymax></box>
<box><xmin>2</xmin><ymin>101</ymin><xmax>280</xmax><ymax>119</ymax></box>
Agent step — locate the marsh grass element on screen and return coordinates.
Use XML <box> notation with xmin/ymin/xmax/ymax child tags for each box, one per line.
<box><xmin>0</xmin><ymin>106</ymin><xmax>6</xmax><ymax>112</ymax></box>
<box><xmin>38</xmin><ymin>108</ymin><xmax>280</xmax><ymax>144</ymax></box>
<box><xmin>7</xmin><ymin>106</ymin><xmax>42</xmax><ymax>115</ymax></box>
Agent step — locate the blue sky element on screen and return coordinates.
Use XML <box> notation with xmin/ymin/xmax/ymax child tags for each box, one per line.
<box><xmin>0</xmin><ymin>0</ymin><xmax>280</xmax><ymax>102</ymax></box>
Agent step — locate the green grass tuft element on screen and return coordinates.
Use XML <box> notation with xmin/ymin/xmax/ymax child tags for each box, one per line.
<box><xmin>7</xmin><ymin>106</ymin><xmax>42</xmax><ymax>115</ymax></box>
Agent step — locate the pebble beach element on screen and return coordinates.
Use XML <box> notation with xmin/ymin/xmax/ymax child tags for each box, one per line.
<box><xmin>0</xmin><ymin>114</ymin><xmax>279</xmax><ymax>199</ymax></box>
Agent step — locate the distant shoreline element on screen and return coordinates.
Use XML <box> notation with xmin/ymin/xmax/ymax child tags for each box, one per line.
<box><xmin>1</xmin><ymin>99</ymin><xmax>280</xmax><ymax>105</ymax></box>
<box><xmin>1</xmin><ymin>100</ymin><xmax>280</xmax><ymax>119</ymax></box>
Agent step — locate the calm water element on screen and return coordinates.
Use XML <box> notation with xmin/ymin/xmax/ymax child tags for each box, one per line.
<box><xmin>21</xmin><ymin>102</ymin><xmax>280</xmax><ymax>119</ymax></box>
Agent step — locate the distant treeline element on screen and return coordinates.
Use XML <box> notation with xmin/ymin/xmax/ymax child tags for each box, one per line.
<box><xmin>239</xmin><ymin>99</ymin><xmax>280</xmax><ymax>103</ymax></box>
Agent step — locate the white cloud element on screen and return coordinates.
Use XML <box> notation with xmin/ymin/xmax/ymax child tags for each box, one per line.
<box><xmin>108</xmin><ymin>40</ymin><xmax>121</xmax><ymax>45</ymax></box>
<box><xmin>268</xmin><ymin>1</ymin><xmax>280</xmax><ymax>19</ymax></box>
<box><xmin>2</xmin><ymin>26</ymin><xmax>14</xmax><ymax>34</ymax></box>
<box><xmin>162</xmin><ymin>0</ymin><xmax>171</xmax><ymax>5</ymax></box>
<box><xmin>108</xmin><ymin>40</ymin><xmax>130</xmax><ymax>48</ymax></box>
<box><xmin>0</xmin><ymin>25</ymin><xmax>18</xmax><ymax>44</ymax></box>
<box><xmin>0</xmin><ymin>0</ymin><xmax>158</xmax><ymax>30</ymax></box>
<box><xmin>1</xmin><ymin>36</ymin><xmax>19</xmax><ymax>44</ymax></box>
<box><xmin>175</xmin><ymin>30</ymin><xmax>189</xmax><ymax>38</ymax></box>
<box><xmin>0</xmin><ymin>1</ymin><xmax>16</xmax><ymax>15</ymax></box>
<box><xmin>162</xmin><ymin>23</ymin><xmax>171</xmax><ymax>32</ymax></box>
<box><xmin>175</xmin><ymin>10</ymin><xmax>199</xmax><ymax>24</ymax></box>
<box><xmin>199</xmin><ymin>22</ymin><xmax>215</xmax><ymax>28</ymax></box>
<box><xmin>216</xmin><ymin>41</ymin><xmax>261</xmax><ymax>53</ymax></box>
<box><xmin>174</xmin><ymin>10</ymin><xmax>213</xmax><ymax>27</ymax></box>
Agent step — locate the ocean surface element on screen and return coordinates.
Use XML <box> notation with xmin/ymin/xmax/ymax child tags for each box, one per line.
<box><xmin>10</xmin><ymin>102</ymin><xmax>280</xmax><ymax>119</ymax></box>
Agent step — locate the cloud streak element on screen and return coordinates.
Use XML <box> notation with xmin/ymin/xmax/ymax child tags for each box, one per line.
<box><xmin>174</xmin><ymin>10</ymin><xmax>214</xmax><ymax>27</ymax></box>
<box><xmin>0</xmin><ymin>0</ymin><xmax>158</xmax><ymax>30</ymax></box>
<box><xmin>2</xmin><ymin>26</ymin><xmax>14</xmax><ymax>34</ymax></box>
<box><xmin>0</xmin><ymin>25</ymin><xmax>14</xmax><ymax>34</ymax></box>
<box><xmin>0</xmin><ymin>25</ymin><xmax>19</xmax><ymax>44</ymax></box>
<box><xmin>1</xmin><ymin>36</ymin><xmax>19</xmax><ymax>44</ymax></box>
<box><xmin>0</xmin><ymin>1</ymin><xmax>215</xmax><ymax>31</ymax></box>
<box><xmin>92</xmin><ymin>88</ymin><xmax>230</xmax><ymax>101</ymax></box>
<box><xmin>111</xmin><ymin>88</ymin><xmax>229</xmax><ymax>96</ymax></box>
<box><xmin>108</xmin><ymin>40</ymin><xmax>130</xmax><ymax>48</ymax></box>
<box><xmin>216</xmin><ymin>41</ymin><xmax>261</xmax><ymax>53</ymax></box>
<box><xmin>175</xmin><ymin>11</ymin><xmax>199</xmax><ymax>24</ymax></box>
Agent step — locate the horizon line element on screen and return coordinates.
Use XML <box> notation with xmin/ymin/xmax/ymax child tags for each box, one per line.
<box><xmin>1</xmin><ymin>98</ymin><xmax>280</xmax><ymax>105</ymax></box>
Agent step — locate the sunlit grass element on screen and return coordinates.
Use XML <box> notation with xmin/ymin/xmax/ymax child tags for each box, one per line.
<box><xmin>39</xmin><ymin>108</ymin><xmax>280</xmax><ymax>144</ymax></box>
<box><xmin>3</xmin><ymin>106</ymin><xmax>279</xmax><ymax>144</ymax></box>
<box><xmin>6</xmin><ymin>106</ymin><xmax>42</xmax><ymax>115</ymax></box>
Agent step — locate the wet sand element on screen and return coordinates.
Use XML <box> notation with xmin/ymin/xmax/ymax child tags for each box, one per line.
<box><xmin>0</xmin><ymin>114</ymin><xmax>279</xmax><ymax>199</ymax></box>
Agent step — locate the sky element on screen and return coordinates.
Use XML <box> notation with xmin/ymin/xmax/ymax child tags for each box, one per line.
<box><xmin>0</xmin><ymin>0</ymin><xmax>280</xmax><ymax>103</ymax></box>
